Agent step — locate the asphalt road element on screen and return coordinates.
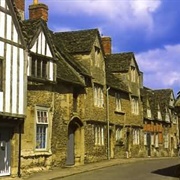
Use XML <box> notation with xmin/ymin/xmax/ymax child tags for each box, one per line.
<box><xmin>58</xmin><ymin>158</ymin><xmax>180</xmax><ymax>180</ymax></box>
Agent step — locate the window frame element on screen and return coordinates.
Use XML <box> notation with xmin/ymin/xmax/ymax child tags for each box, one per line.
<box><xmin>133</xmin><ymin>129</ymin><xmax>140</xmax><ymax>145</ymax></box>
<box><xmin>94</xmin><ymin>46</ymin><xmax>100</xmax><ymax>67</ymax></box>
<box><xmin>131</xmin><ymin>96</ymin><xmax>139</xmax><ymax>115</ymax></box>
<box><xmin>115</xmin><ymin>92</ymin><xmax>122</xmax><ymax>112</ymax></box>
<box><xmin>94</xmin><ymin>125</ymin><xmax>104</xmax><ymax>146</ymax></box>
<box><xmin>35</xmin><ymin>106</ymin><xmax>49</xmax><ymax>151</ymax></box>
<box><xmin>30</xmin><ymin>55</ymin><xmax>48</xmax><ymax>79</ymax></box>
<box><xmin>94</xmin><ymin>84</ymin><xmax>104</xmax><ymax>108</ymax></box>
<box><xmin>131</xmin><ymin>66</ymin><xmax>136</xmax><ymax>82</ymax></box>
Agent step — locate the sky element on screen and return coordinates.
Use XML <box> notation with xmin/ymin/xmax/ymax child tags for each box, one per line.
<box><xmin>25</xmin><ymin>0</ymin><xmax>180</xmax><ymax>97</ymax></box>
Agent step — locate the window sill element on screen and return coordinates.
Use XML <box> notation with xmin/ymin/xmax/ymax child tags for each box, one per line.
<box><xmin>114</xmin><ymin>110</ymin><xmax>125</xmax><ymax>115</ymax></box>
<box><xmin>21</xmin><ymin>151</ymin><xmax>52</xmax><ymax>157</ymax></box>
<box><xmin>28</xmin><ymin>76</ymin><xmax>56</xmax><ymax>84</ymax></box>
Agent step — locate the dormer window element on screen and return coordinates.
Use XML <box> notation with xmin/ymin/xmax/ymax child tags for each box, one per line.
<box><xmin>147</xmin><ymin>100</ymin><xmax>151</xmax><ymax>118</ymax></box>
<box><xmin>94</xmin><ymin>46</ymin><xmax>100</xmax><ymax>67</ymax></box>
<box><xmin>131</xmin><ymin>66</ymin><xmax>136</xmax><ymax>82</ymax></box>
<box><xmin>28</xmin><ymin>55</ymin><xmax>54</xmax><ymax>81</ymax></box>
<box><xmin>165</xmin><ymin>108</ymin><xmax>170</xmax><ymax>122</ymax></box>
<box><xmin>31</xmin><ymin>56</ymin><xmax>47</xmax><ymax>78</ymax></box>
<box><xmin>157</xmin><ymin>105</ymin><xmax>162</xmax><ymax>120</ymax></box>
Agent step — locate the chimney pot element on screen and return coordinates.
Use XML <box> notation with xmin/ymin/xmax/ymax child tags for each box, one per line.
<box><xmin>29</xmin><ymin>2</ymin><xmax>48</xmax><ymax>22</ymax></box>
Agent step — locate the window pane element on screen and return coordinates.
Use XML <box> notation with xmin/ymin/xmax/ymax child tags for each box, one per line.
<box><xmin>42</xmin><ymin>61</ymin><xmax>47</xmax><ymax>78</ymax></box>
<box><xmin>37</xmin><ymin>60</ymin><xmax>41</xmax><ymax>77</ymax></box>
<box><xmin>36</xmin><ymin>125</ymin><xmax>46</xmax><ymax>149</ymax></box>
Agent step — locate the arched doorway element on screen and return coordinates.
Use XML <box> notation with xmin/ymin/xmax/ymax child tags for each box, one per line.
<box><xmin>66</xmin><ymin>118</ymin><xmax>84</xmax><ymax>166</ymax></box>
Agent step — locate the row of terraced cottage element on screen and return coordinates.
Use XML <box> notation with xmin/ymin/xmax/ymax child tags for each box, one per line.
<box><xmin>0</xmin><ymin>0</ymin><xmax>179</xmax><ymax>178</ymax></box>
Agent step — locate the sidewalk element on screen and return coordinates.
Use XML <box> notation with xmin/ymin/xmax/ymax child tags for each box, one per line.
<box><xmin>2</xmin><ymin>157</ymin><xmax>177</xmax><ymax>180</ymax></box>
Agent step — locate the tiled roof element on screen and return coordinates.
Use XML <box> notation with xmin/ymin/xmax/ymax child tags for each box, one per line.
<box><xmin>141</xmin><ymin>87</ymin><xmax>174</xmax><ymax>122</ymax></box>
<box><xmin>106</xmin><ymin>52</ymin><xmax>140</xmax><ymax>73</ymax></box>
<box><xmin>106</xmin><ymin>71</ymin><xmax>129</xmax><ymax>93</ymax></box>
<box><xmin>22</xmin><ymin>19</ymin><xmax>85</xmax><ymax>86</ymax></box>
<box><xmin>52</xmin><ymin>33</ymin><xmax>91</xmax><ymax>77</ymax></box>
<box><xmin>54</xmin><ymin>29</ymin><xmax>99</xmax><ymax>54</ymax></box>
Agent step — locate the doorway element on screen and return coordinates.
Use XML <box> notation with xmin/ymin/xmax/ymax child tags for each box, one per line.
<box><xmin>66</xmin><ymin>118</ymin><xmax>84</xmax><ymax>166</ymax></box>
<box><xmin>0</xmin><ymin>128</ymin><xmax>11</xmax><ymax>176</ymax></box>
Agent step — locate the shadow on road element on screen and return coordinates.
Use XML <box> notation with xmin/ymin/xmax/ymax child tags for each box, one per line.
<box><xmin>152</xmin><ymin>164</ymin><xmax>180</xmax><ymax>178</ymax></box>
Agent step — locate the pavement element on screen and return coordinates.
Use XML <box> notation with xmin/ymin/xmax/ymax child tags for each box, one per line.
<box><xmin>1</xmin><ymin>157</ymin><xmax>178</xmax><ymax>180</ymax></box>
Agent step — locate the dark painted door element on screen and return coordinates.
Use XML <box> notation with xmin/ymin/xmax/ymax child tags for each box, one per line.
<box><xmin>66</xmin><ymin>129</ymin><xmax>75</xmax><ymax>166</ymax></box>
<box><xmin>0</xmin><ymin>128</ymin><xmax>11</xmax><ymax>176</ymax></box>
<box><xmin>147</xmin><ymin>133</ymin><xmax>151</xmax><ymax>156</ymax></box>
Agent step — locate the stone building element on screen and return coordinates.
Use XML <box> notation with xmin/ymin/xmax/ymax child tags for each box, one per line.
<box><xmin>1</xmin><ymin>0</ymin><xmax>179</xmax><ymax>178</ymax></box>
<box><xmin>105</xmin><ymin>52</ymin><xmax>144</xmax><ymax>158</ymax></box>
<box><xmin>141</xmin><ymin>87</ymin><xmax>178</xmax><ymax>157</ymax></box>
<box><xmin>53</xmin><ymin>28</ymin><xmax>107</xmax><ymax>164</ymax></box>
<box><xmin>0</xmin><ymin>0</ymin><xmax>27</xmax><ymax>177</ymax></box>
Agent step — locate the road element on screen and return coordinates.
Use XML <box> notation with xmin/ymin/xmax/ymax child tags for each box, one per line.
<box><xmin>57</xmin><ymin>158</ymin><xmax>180</xmax><ymax>180</ymax></box>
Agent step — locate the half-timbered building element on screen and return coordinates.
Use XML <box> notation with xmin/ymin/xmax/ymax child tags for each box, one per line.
<box><xmin>0</xmin><ymin>0</ymin><xmax>27</xmax><ymax>177</ymax></box>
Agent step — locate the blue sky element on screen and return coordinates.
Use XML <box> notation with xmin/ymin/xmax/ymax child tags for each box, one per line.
<box><xmin>25</xmin><ymin>0</ymin><xmax>180</xmax><ymax>96</ymax></box>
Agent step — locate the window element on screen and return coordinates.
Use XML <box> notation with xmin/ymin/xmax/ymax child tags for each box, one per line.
<box><xmin>36</xmin><ymin>107</ymin><xmax>49</xmax><ymax>150</ymax></box>
<box><xmin>133</xmin><ymin>129</ymin><xmax>140</xmax><ymax>145</ymax></box>
<box><xmin>151</xmin><ymin>133</ymin><xmax>154</xmax><ymax>145</ymax></box>
<box><xmin>155</xmin><ymin>133</ymin><xmax>159</xmax><ymax>148</ymax></box>
<box><xmin>115</xmin><ymin>127</ymin><xmax>123</xmax><ymax>142</ymax></box>
<box><xmin>115</xmin><ymin>93</ymin><xmax>121</xmax><ymax>112</ymax></box>
<box><xmin>31</xmin><ymin>56</ymin><xmax>48</xmax><ymax>79</ymax></box>
<box><xmin>94</xmin><ymin>125</ymin><xmax>104</xmax><ymax>146</ymax></box>
<box><xmin>144</xmin><ymin>133</ymin><xmax>147</xmax><ymax>146</ymax></box>
<box><xmin>94</xmin><ymin>46</ymin><xmax>100</xmax><ymax>67</ymax></box>
<box><xmin>164</xmin><ymin>134</ymin><xmax>169</xmax><ymax>148</ymax></box>
<box><xmin>157</xmin><ymin>105</ymin><xmax>162</xmax><ymax>120</ymax></box>
<box><xmin>0</xmin><ymin>59</ymin><xmax>2</xmax><ymax>91</ymax></box>
<box><xmin>147</xmin><ymin>100</ymin><xmax>151</xmax><ymax>118</ymax></box>
<box><xmin>131</xmin><ymin>66</ymin><xmax>136</xmax><ymax>82</ymax></box>
<box><xmin>131</xmin><ymin>97</ymin><xmax>139</xmax><ymax>115</ymax></box>
<box><xmin>94</xmin><ymin>84</ymin><xmax>104</xmax><ymax>107</ymax></box>
<box><xmin>165</xmin><ymin>108</ymin><xmax>170</xmax><ymax>122</ymax></box>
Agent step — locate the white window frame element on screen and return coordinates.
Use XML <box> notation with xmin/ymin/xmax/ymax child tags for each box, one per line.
<box><xmin>35</xmin><ymin>107</ymin><xmax>49</xmax><ymax>150</ymax></box>
<box><xmin>151</xmin><ymin>133</ymin><xmax>154</xmax><ymax>146</ymax></box>
<box><xmin>157</xmin><ymin>105</ymin><xmax>162</xmax><ymax>120</ymax></box>
<box><xmin>131</xmin><ymin>66</ymin><xmax>136</xmax><ymax>82</ymax></box>
<box><xmin>164</xmin><ymin>134</ymin><xmax>169</xmax><ymax>148</ymax></box>
<box><xmin>155</xmin><ymin>133</ymin><xmax>159</xmax><ymax>148</ymax></box>
<box><xmin>165</xmin><ymin>108</ymin><xmax>170</xmax><ymax>122</ymax></box>
<box><xmin>144</xmin><ymin>133</ymin><xmax>147</xmax><ymax>146</ymax></box>
<box><xmin>94</xmin><ymin>46</ymin><xmax>100</xmax><ymax>67</ymax></box>
<box><xmin>133</xmin><ymin>129</ymin><xmax>140</xmax><ymax>145</ymax></box>
<box><xmin>115</xmin><ymin>93</ymin><xmax>122</xmax><ymax>112</ymax></box>
<box><xmin>94</xmin><ymin>84</ymin><xmax>104</xmax><ymax>108</ymax></box>
<box><xmin>115</xmin><ymin>127</ymin><xmax>123</xmax><ymax>142</ymax></box>
<box><xmin>94</xmin><ymin>125</ymin><xmax>104</xmax><ymax>146</ymax></box>
<box><xmin>131</xmin><ymin>97</ymin><xmax>139</xmax><ymax>115</ymax></box>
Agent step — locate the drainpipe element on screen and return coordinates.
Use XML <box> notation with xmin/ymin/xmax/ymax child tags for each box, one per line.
<box><xmin>18</xmin><ymin>122</ymin><xmax>22</xmax><ymax>177</ymax></box>
<box><xmin>106</xmin><ymin>87</ymin><xmax>110</xmax><ymax>160</ymax></box>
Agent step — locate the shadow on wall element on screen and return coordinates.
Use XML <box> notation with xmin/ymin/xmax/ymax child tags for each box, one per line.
<box><xmin>152</xmin><ymin>164</ymin><xmax>180</xmax><ymax>178</ymax></box>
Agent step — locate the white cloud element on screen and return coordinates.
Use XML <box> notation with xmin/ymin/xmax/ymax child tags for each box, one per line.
<box><xmin>136</xmin><ymin>44</ymin><xmax>180</xmax><ymax>91</ymax></box>
<box><xmin>44</xmin><ymin>0</ymin><xmax>162</xmax><ymax>33</ymax></box>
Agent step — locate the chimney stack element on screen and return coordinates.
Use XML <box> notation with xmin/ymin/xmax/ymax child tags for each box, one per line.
<box><xmin>101</xmin><ymin>36</ymin><xmax>112</xmax><ymax>55</ymax></box>
<box><xmin>14</xmin><ymin>0</ymin><xmax>25</xmax><ymax>20</ymax></box>
<box><xmin>29</xmin><ymin>0</ymin><xmax>48</xmax><ymax>22</ymax></box>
